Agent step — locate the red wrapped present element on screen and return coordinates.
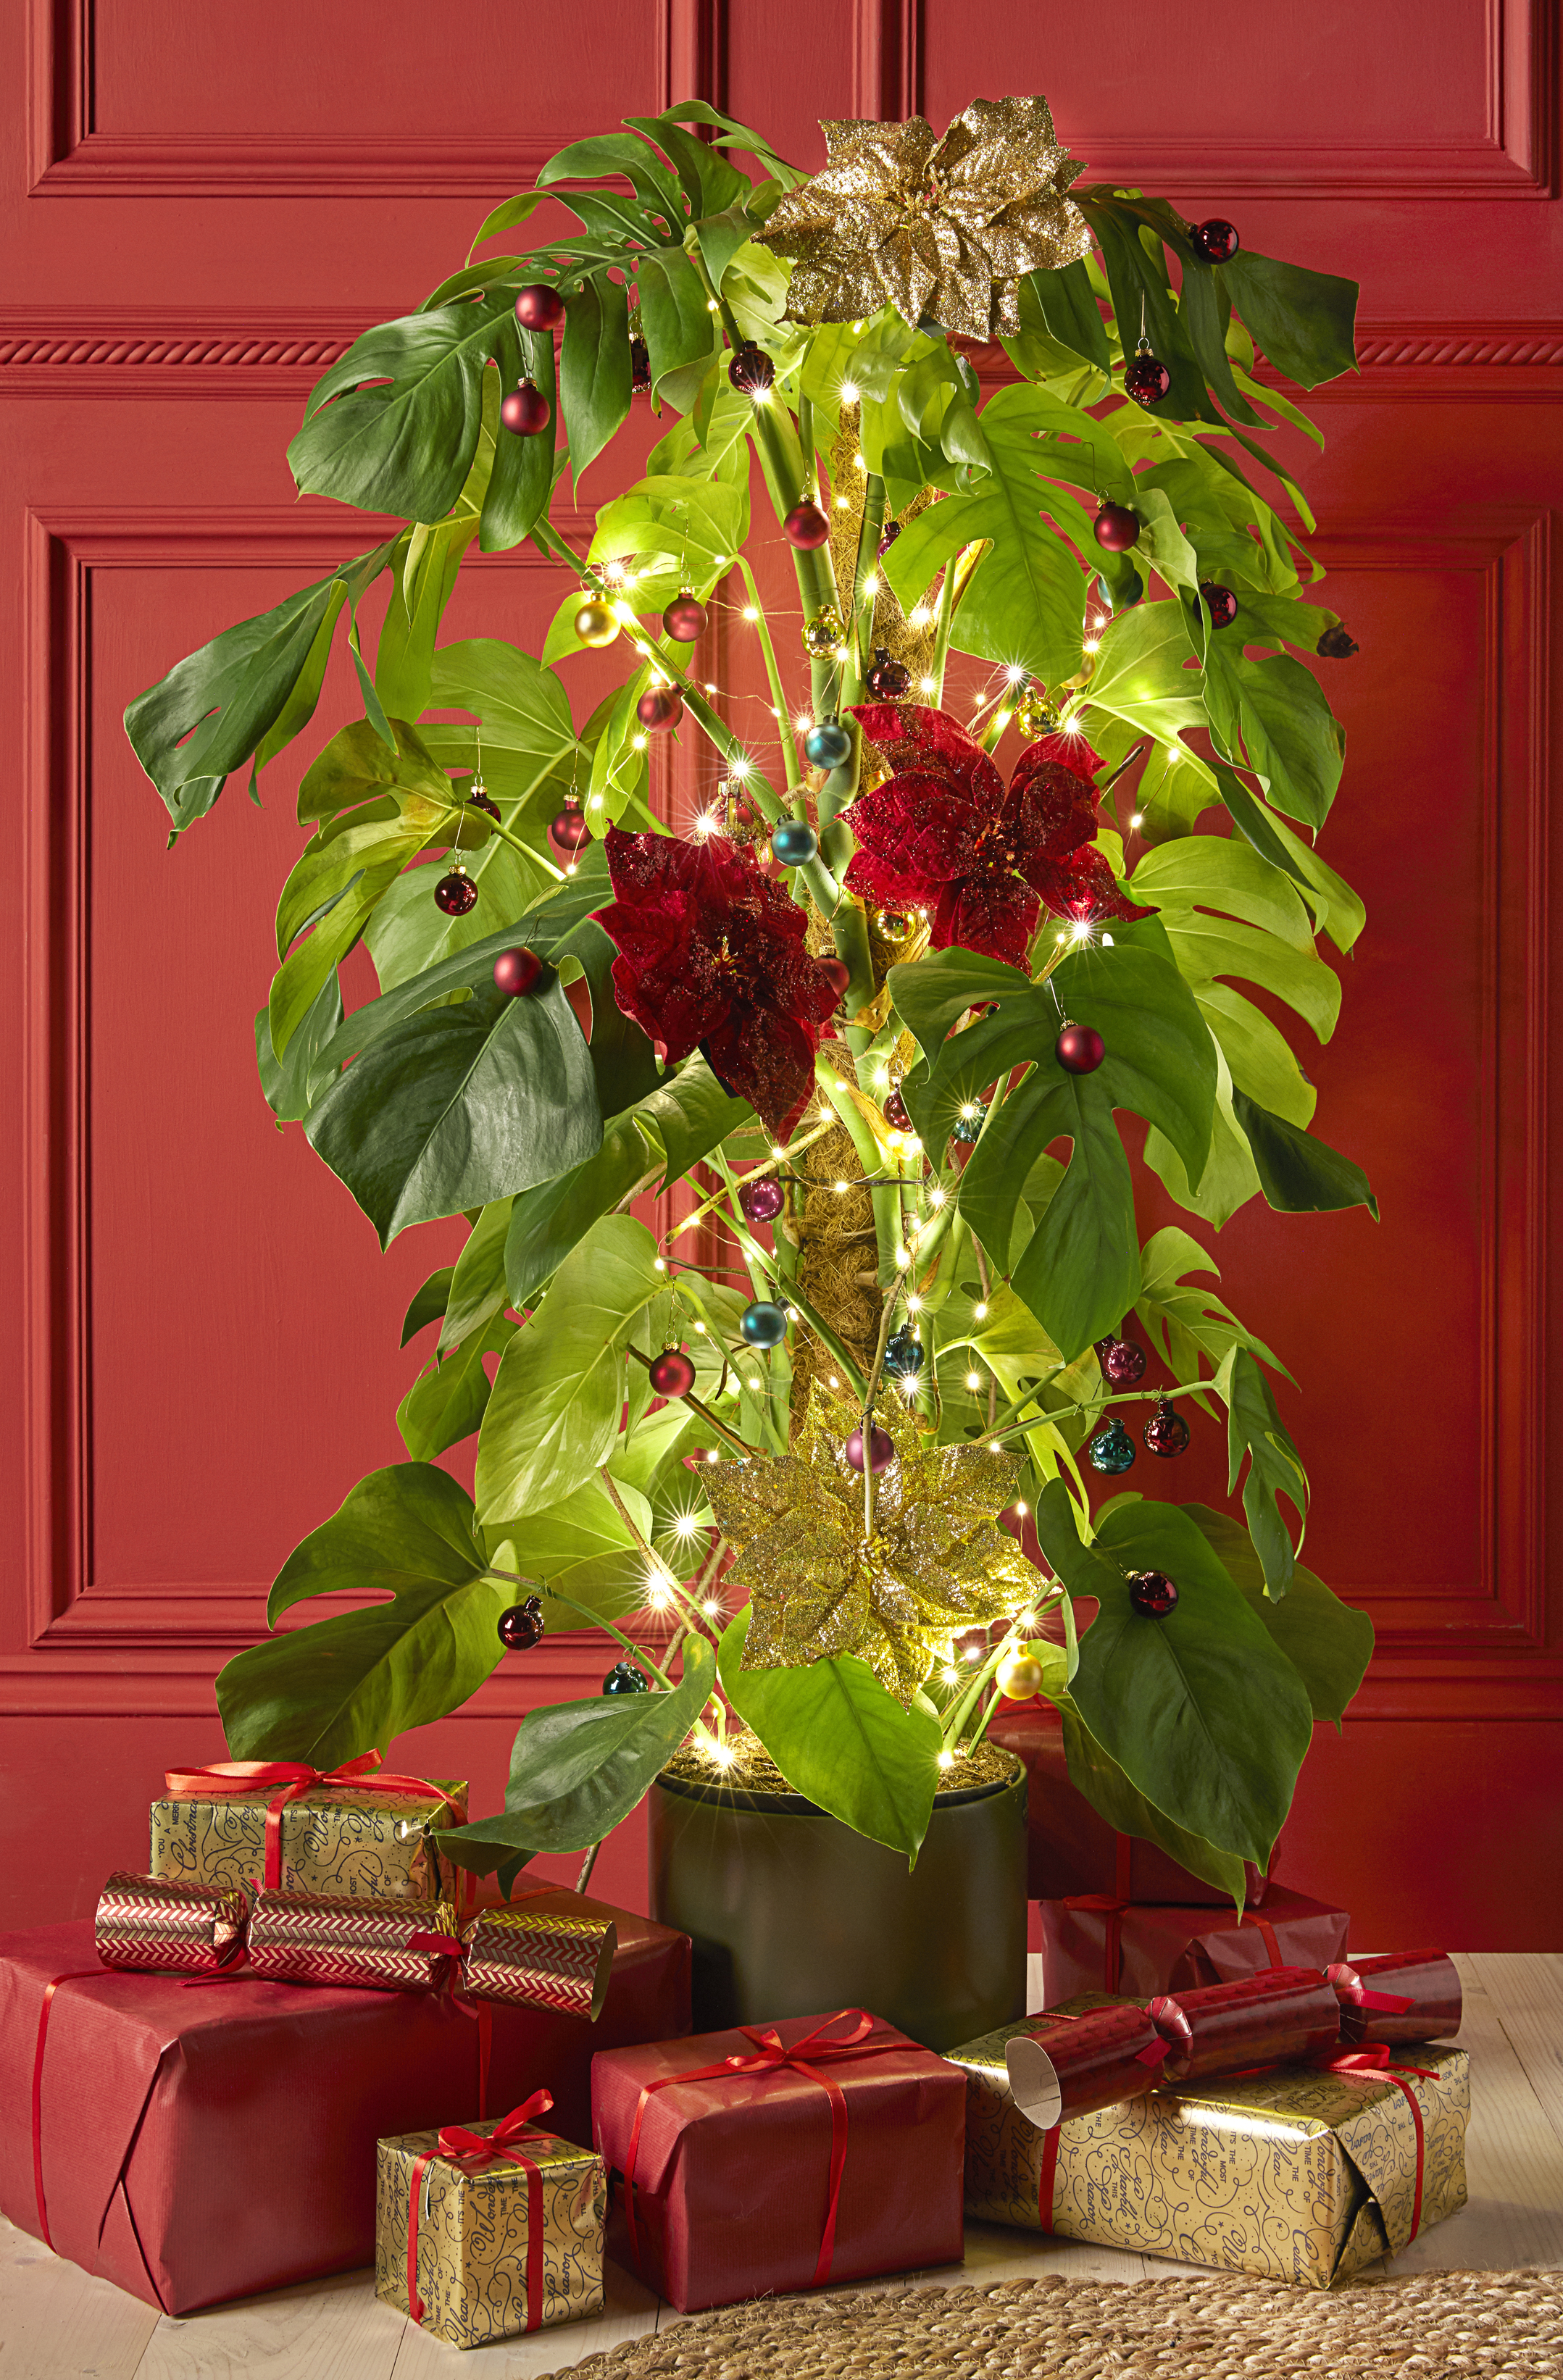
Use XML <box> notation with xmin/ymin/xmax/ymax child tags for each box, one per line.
<box><xmin>988</xmin><ymin>1701</ymin><xmax>1277</xmax><ymax>1906</ymax></box>
<box><xmin>1040</xmin><ymin>1884</ymin><xmax>1349</xmax><ymax>2002</ymax></box>
<box><xmin>0</xmin><ymin>1884</ymin><xmax>688</xmax><ymax>2316</ymax></box>
<box><xmin>591</xmin><ymin>2010</ymin><xmax>965</xmax><ymax>2313</ymax></box>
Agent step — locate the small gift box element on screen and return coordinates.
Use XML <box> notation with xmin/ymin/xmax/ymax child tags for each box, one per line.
<box><xmin>951</xmin><ymin>2008</ymin><xmax>1469</xmax><ymax>2288</ymax></box>
<box><xmin>1040</xmin><ymin>1884</ymin><xmax>1349</xmax><ymax>2002</ymax></box>
<box><xmin>591</xmin><ymin>2010</ymin><xmax>966</xmax><ymax>2313</ymax></box>
<box><xmin>988</xmin><ymin>1702</ymin><xmax>1278</xmax><ymax>1907</ymax></box>
<box><xmin>149</xmin><ymin>1754</ymin><xmax>467</xmax><ymax>1903</ymax></box>
<box><xmin>377</xmin><ymin>2092</ymin><xmax>606</xmax><ymax>2347</ymax></box>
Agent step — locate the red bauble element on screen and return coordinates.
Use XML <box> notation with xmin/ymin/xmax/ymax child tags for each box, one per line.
<box><xmin>1096</xmin><ymin>1333</ymin><xmax>1147</xmax><ymax>1389</ymax></box>
<box><xmin>549</xmin><ymin>802</ymin><xmax>591</xmax><ymax>854</ymax></box>
<box><xmin>663</xmin><ymin>591</ymin><xmax>708</xmax><ymax>642</ymax></box>
<box><xmin>1056</xmin><ymin>1022</ymin><xmax>1105</xmax><ymax>1074</ymax></box>
<box><xmin>878</xmin><ymin>519</ymin><xmax>901</xmax><ymax>557</ymax></box>
<box><xmin>636</xmin><ymin>687</ymin><xmax>683</xmax><ymax>732</ymax></box>
<box><xmin>467</xmin><ymin>788</ymin><xmax>500</xmax><ymax>821</ymax></box>
<box><xmin>1191</xmin><ymin>218</ymin><xmax>1240</xmax><ymax>264</ymax></box>
<box><xmin>845</xmin><ymin>1425</ymin><xmax>896</xmax><ymax>1474</ymax></box>
<box><xmin>493</xmin><ymin>947</ymin><xmax>543</xmax><ymax>998</ymax></box>
<box><xmin>883</xmin><ymin>1087</ymin><xmax>912</xmax><ymax>1132</ymax></box>
<box><xmin>728</xmin><ymin>341</ymin><xmax>775</xmax><ymax>395</ymax></box>
<box><xmin>1128</xmin><ymin>1569</ymin><xmax>1178</xmax><ymax>1617</ymax></box>
<box><xmin>1143</xmin><ymin>1398</ymin><xmax>1191</xmax><ymax>1458</ymax></box>
<box><xmin>630</xmin><ymin>337</ymin><xmax>652</xmax><ymax>395</ymax></box>
<box><xmin>497</xmin><ymin>1595</ymin><xmax>546</xmax><ymax>1649</ymax></box>
<box><xmin>514</xmin><ymin>284</ymin><xmax>565</xmax><ymax>331</ymax></box>
<box><xmin>499</xmin><ymin>380</ymin><xmax>551</xmax><ymax>436</ymax></box>
<box><xmin>866</xmin><ymin>648</ymin><xmax>911</xmax><ymax>700</ymax></box>
<box><xmin>819</xmin><ymin>956</ymin><xmax>851</xmax><ymax>998</ymax></box>
<box><xmin>783</xmin><ymin>501</ymin><xmax>832</xmax><ymax>550</ymax></box>
<box><xmin>433</xmin><ymin>871</ymin><xmax>478</xmax><ymax>916</ymax></box>
<box><xmin>738</xmin><ymin>1176</ymin><xmax>785</xmax><ymax>1224</ymax></box>
<box><xmin>1199</xmin><ymin>581</ymin><xmax>1239</xmax><ymax>630</ymax></box>
<box><xmin>1093</xmin><ymin>501</ymin><xmax>1140</xmax><ymax>553</ymax></box>
<box><xmin>649</xmin><ymin>1348</ymin><xmax>696</xmax><ymax>1397</ymax></box>
<box><xmin>1124</xmin><ymin>350</ymin><xmax>1172</xmax><ymax>407</ymax></box>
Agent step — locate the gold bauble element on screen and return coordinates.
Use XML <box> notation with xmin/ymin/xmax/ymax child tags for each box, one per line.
<box><xmin>1014</xmin><ymin>686</ymin><xmax>1058</xmax><ymax>740</ymax></box>
<box><xmin>996</xmin><ymin>1651</ymin><xmax>1044</xmax><ymax>1701</ymax></box>
<box><xmin>575</xmin><ymin>598</ymin><xmax>619</xmax><ymax>648</ymax></box>
<box><xmin>874</xmin><ymin>908</ymin><xmax>913</xmax><ymax>945</ymax></box>
<box><xmin>802</xmin><ymin>607</ymin><xmax>846</xmax><ymax>659</ymax></box>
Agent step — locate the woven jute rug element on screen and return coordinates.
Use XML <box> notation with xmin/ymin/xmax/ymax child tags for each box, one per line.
<box><xmin>542</xmin><ymin>2269</ymin><xmax>1562</xmax><ymax>2379</ymax></box>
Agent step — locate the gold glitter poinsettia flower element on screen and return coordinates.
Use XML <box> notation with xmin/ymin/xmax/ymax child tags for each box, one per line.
<box><xmin>756</xmin><ymin>96</ymin><xmax>1093</xmax><ymax>341</ymax></box>
<box><xmin>703</xmin><ymin>1382</ymin><xmax>1035</xmax><ymax>1704</ymax></box>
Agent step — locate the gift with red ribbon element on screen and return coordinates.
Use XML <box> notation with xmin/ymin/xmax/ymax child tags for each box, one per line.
<box><xmin>1040</xmin><ymin>1884</ymin><xmax>1349</xmax><ymax>2001</ymax></box>
<box><xmin>150</xmin><ymin>1754</ymin><xmax>467</xmax><ymax>1904</ymax></box>
<box><xmin>0</xmin><ymin>1882</ymin><xmax>688</xmax><ymax>2316</ymax></box>
<box><xmin>376</xmin><ymin>2088</ymin><xmax>607</xmax><ymax>2348</ymax></box>
<box><xmin>1327</xmin><ymin>1950</ymin><xmax>1462</xmax><ymax>2046</ymax></box>
<box><xmin>591</xmin><ymin>2009</ymin><xmax>966</xmax><ymax>2313</ymax></box>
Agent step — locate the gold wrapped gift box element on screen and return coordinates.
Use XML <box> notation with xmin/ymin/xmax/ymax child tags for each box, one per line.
<box><xmin>951</xmin><ymin>2008</ymin><xmax>1468</xmax><ymax>2289</ymax></box>
<box><xmin>376</xmin><ymin>2118</ymin><xmax>606</xmax><ymax>2348</ymax></box>
<box><xmin>149</xmin><ymin>1777</ymin><xmax>467</xmax><ymax>1903</ymax></box>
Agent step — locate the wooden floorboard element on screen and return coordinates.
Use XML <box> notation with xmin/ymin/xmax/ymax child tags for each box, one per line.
<box><xmin>0</xmin><ymin>1953</ymin><xmax>1557</xmax><ymax>2376</ymax></box>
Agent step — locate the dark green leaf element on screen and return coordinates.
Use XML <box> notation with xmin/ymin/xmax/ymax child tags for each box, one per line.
<box><xmin>288</xmin><ymin>293</ymin><xmax>516</xmax><ymax>522</ymax></box>
<box><xmin>1056</xmin><ymin>1690</ymin><xmax>1249</xmax><ymax>1903</ymax></box>
<box><xmin>637</xmin><ymin>1055</ymin><xmax>752</xmax><ymax>1183</ymax></box>
<box><xmin>504</xmin><ymin>1114</ymin><xmax>663</xmax><ymax>1308</ymax></box>
<box><xmin>559</xmin><ymin>272</ymin><xmax>633</xmax><ymax>483</ymax></box>
<box><xmin>1183</xmin><ymin>1504</ymin><xmax>1374</xmax><ymax>1726</ymax></box>
<box><xmin>537</xmin><ymin>131</ymin><xmax>687</xmax><ymax>227</ymax></box>
<box><xmin>1214</xmin><ymin>1345</ymin><xmax>1308</xmax><ymax>1596</ymax></box>
<box><xmin>626</xmin><ymin>116</ymin><xmax>747</xmax><ymax>218</ymax></box>
<box><xmin>124</xmin><ymin>546</ymin><xmax>393</xmax><ymax>835</ymax></box>
<box><xmin>561</xmin><ymin>916</ymin><xmax>662</xmax><ymax>1117</ymax></box>
<box><xmin>254</xmin><ymin>969</ymin><xmax>343</xmax><ymax>1122</ymax></box>
<box><xmin>296</xmin><ymin>714</ymin><xmax>451</xmax><ymax>832</ymax></box>
<box><xmin>1201</xmin><ymin>643</ymin><xmax>1345</xmax><ymax>831</ymax></box>
<box><xmin>401</xmin><ymin>1268</ymin><xmax>455</xmax><ymax>1346</ymax></box>
<box><xmin>217</xmin><ymin>1464</ymin><xmax>505</xmax><ymax>1765</ymax></box>
<box><xmin>1078</xmin><ymin>199</ymin><xmax>1222</xmax><ymax>425</ymax></box>
<box><xmin>1221</xmin><ymin>251</ymin><xmax>1359</xmax><ymax>391</ymax></box>
<box><xmin>637</xmin><ymin>248</ymin><xmax>720</xmax><ymax>393</ymax></box>
<box><xmin>1231</xmin><ymin>1089</ymin><xmax>1378</xmax><ymax>1219</ymax></box>
<box><xmin>718</xmin><ymin>1606</ymin><xmax>941</xmax><ymax>1859</ymax></box>
<box><xmin>1035</xmin><ymin>1481</ymin><xmax>1312</xmax><ymax>1864</ymax></box>
<box><xmin>1004</xmin><ymin>1074</ymin><xmax>1141</xmax><ymax>1358</ymax></box>
<box><xmin>305</xmin><ymin>967</ymin><xmax>602</xmax><ymax>1246</ymax></box>
<box><xmin>441</xmin><ymin>1637</ymin><xmax>715</xmax><ymax>1866</ymax></box>
<box><xmin>1025</xmin><ymin>261</ymin><xmax>1111</xmax><ymax>369</ymax></box>
<box><xmin>441</xmin><ymin>1198</ymin><xmax>514</xmax><ymax>1351</ymax></box>
<box><xmin>482</xmin><ymin>318</ymin><xmax>557</xmax><ymax>551</ymax></box>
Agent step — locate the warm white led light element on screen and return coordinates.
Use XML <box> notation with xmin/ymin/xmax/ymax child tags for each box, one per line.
<box><xmin>1130</xmin><ymin>812</ymin><xmax>1144</xmax><ymax>829</ymax></box>
<box><xmin>937</xmin><ymin>1749</ymin><xmax>955</xmax><ymax>1768</ymax></box>
<box><xmin>863</xmin><ymin>575</ymin><xmax>879</xmax><ymax>595</ymax></box>
<box><xmin>704</xmin><ymin>1449</ymin><xmax>720</xmax><ymax>1465</ymax></box>
<box><xmin>840</xmin><ymin>380</ymin><xmax>860</xmax><ymax>404</ymax></box>
<box><xmin>906</xmin><ymin>1294</ymin><xmax>924</xmax><ymax>1314</ymax></box>
<box><xmin>965</xmin><ymin>1370</ymin><xmax>982</xmax><ymax>1391</ymax></box>
<box><xmin>973</xmin><ymin>1301</ymin><xmax>988</xmax><ymax>1321</ymax></box>
<box><xmin>728</xmin><ymin>756</ymin><xmax>751</xmax><ymax>778</ymax></box>
<box><xmin>672</xmin><ymin>1512</ymin><xmax>701</xmax><ymax>1538</ymax></box>
<box><xmin>920</xmin><ymin>677</ymin><xmax>937</xmax><ymax>692</ymax></box>
<box><xmin>909</xmin><ymin>607</ymin><xmax>931</xmax><ymax>627</ymax></box>
<box><xmin>1006</xmin><ymin>665</ymin><xmax>1025</xmax><ymax>683</ymax></box>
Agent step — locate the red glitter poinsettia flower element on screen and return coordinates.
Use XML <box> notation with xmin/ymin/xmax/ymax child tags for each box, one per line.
<box><xmin>841</xmin><ymin>703</ymin><xmax>1153</xmax><ymax>966</ymax></box>
<box><xmin>595</xmin><ymin>826</ymin><xmax>844</xmax><ymax>1143</ymax></box>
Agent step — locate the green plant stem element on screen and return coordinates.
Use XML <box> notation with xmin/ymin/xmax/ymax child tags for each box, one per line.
<box><xmin>850</xmin><ymin>472</ymin><xmax>887</xmax><ymax>676</ymax></box>
<box><xmin>734</xmin><ymin>555</ymin><xmax>801</xmax><ymax>792</ymax></box>
<box><xmin>930</xmin><ymin>553</ymin><xmax>959</xmax><ymax>703</ymax></box>
<box><xmin>984</xmin><ymin>1374</ymin><xmax>1212</xmax><ymax>1448</ymax></box>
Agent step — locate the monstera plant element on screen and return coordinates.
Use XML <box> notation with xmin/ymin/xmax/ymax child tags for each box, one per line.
<box><xmin>128</xmin><ymin>96</ymin><xmax>1375</xmax><ymax>1899</ymax></box>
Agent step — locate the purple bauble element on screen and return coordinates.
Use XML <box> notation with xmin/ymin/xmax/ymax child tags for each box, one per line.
<box><xmin>636</xmin><ymin>687</ymin><xmax>683</xmax><ymax>732</ymax></box>
<box><xmin>1125</xmin><ymin>351</ymin><xmax>1172</xmax><ymax>407</ymax></box>
<box><xmin>1128</xmin><ymin>1569</ymin><xmax>1178</xmax><ymax>1617</ymax></box>
<box><xmin>1143</xmin><ymin>1399</ymin><xmax>1191</xmax><ymax>1458</ymax></box>
<box><xmin>663</xmin><ymin>591</ymin><xmax>708</xmax><ymax>642</ymax></box>
<box><xmin>866</xmin><ymin>647</ymin><xmax>910</xmax><ymax>699</ymax></box>
<box><xmin>845</xmin><ymin>1425</ymin><xmax>895</xmax><ymax>1474</ymax></box>
<box><xmin>497</xmin><ymin>1595</ymin><xmax>546</xmax><ymax>1649</ymax></box>
<box><xmin>738</xmin><ymin>1176</ymin><xmax>785</xmax><ymax>1225</ymax></box>
<box><xmin>1096</xmin><ymin>1335</ymin><xmax>1148</xmax><ymax>1389</ymax></box>
<box><xmin>783</xmin><ymin>501</ymin><xmax>832</xmax><ymax>550</ymax></box>
<box><xmin>1199</xmin><ymin>581</ymin><xmax>1240</xmax><ymax>630</ymax></box>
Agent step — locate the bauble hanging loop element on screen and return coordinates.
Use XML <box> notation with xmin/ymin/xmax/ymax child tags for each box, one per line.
<box><xmin>1128</xmin><ymin>1569</ymin><xmax>1179</xmax><ymax>1617</ymax></box>
<box><xmin>497</xmin><ymin>1594</ymin><xmax>546</xmax><ymax>1649</ymax></box>
<box><xmin>1056</xmin><ymin>1021</ymin><xmax>1105</xmax><ymax>1074</ymax></box>
<box><xmin>662</xmin><ymin>590</ymin><xmax>708</xmax><ymax>642</ymax></box>
<box><xmin>514</xmin><ymin>283</ymin><xmax>566</xmax><ymax>332</ymax></box>
<box><xmin>1093</xmin><ymin>500</ymin><xmax>1140</xmax><ymax>553</ymax></box>
<box><xmin>499</xmin><ymin>380</ymin><xmax>551</xmax><ymax>436</ymax></box>
<box><xmin>1191</xmin><ymin>217</ymin><xmax>1240</xmax><ymax>263</ymax></box>
<box><xmin>1143</xmin><ymin>1398</ymin><xmax>1191</xmax><ymax>1458</ymax></box>
<box><xmin>493</xmin><ymin>948</ymin><xmax>543</xmax><ymax>998</ymax></box>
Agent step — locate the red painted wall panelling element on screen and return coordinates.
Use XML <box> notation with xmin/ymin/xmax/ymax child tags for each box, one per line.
<box><xmin>1</xmin><ymin>1</ymin><xmax>1559</xmax><ymax>1947</ymax></box>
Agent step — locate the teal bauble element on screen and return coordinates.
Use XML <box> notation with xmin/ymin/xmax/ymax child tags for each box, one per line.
<box><xmin>772</xmin><ymin>820</ymin><xmax>819</xmax><ymax>866</ymax></box>
<box><xmin>740</xmin><ymin>1300</ymin><xmax>788</xmax><ymax>1348</ymax></box>
<box><xmin>882</xmin><ymin>1328</ymin><xmax>925</xmax><ymax>1379</ymax></box>
<box><xmin>804</xmin><ymin>719</ymin><xmax>852</xmax><ymax>769</ymax></box>
<box><xmin>602</xmin><ymin>1661</ymin><xmax>650</xmax><ymax>1695</ymax></box>
<box><xmin>1090</xmin><ymin>1416</ymin><xmax>1136</xmax><ymax>1475</ymax></box>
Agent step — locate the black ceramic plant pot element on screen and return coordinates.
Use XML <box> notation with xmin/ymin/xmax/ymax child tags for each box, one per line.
<box><xmin>647</xmin><ymin>1760</ymin><xmax>1028</xmax><ymax>2053</ymax></box>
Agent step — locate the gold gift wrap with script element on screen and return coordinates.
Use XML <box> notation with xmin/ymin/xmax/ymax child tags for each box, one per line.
<box><xmin>376</xmin><ymin>2122</ymin><xmax>606</xmax><ymax>2348</ymax></box>
<box><xmin>951</xmin><ymin>2008</ymin><xmax>1469</xmax><ymax>2289</ymax></box>
<box><xmin>149</xmin><ymin>1778</ymin><xmax>467</xmax><ymax>1901</ymax></box>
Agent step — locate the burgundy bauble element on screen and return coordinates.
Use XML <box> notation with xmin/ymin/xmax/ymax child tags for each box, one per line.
<box><xmin>728</xmin><ymin>341</ymin><xmax>775</xmax><ymax>395</ymax></box>
<box><xmin>1317</xmin><ymin>622</ymin><xmax>1359</xmax><ymax>659</ymax></box>
<box><xmin>467</xmin><ymin>788</ymin><xmax>500</xmax><ymax>821</ymax></box>
<box><xmin>819</xmin><ymin>956</ymin><xmax>851</xmax><ymax>998</ymax></box>
<box><xmin>1093</xmin><ymin>501</ymin><xmax>1140</xmax><ymax>553</ymax></box>
<box><xmin>1096</xmin><ymin>1333</ymin><xmax>1148</xmax><ymax>1389</ymax></box>
<box><xmin>1143</xmin><ymin>1398</ymin><xmax>1191</xmax><ymax>1458</ymax></box>
<box><xmin>883</xmin><ymin>1087</ymin><xmax>912</xmax><ymax>1132</ymax></box>
<box><xmin>648</xmin><ymin>1348</ymin><xmax>696</xmax><ymax>1397</ymax></box>
<box><xmin>783</xmin><ymin>501</ymin><xmax>832</xmax><ymax>550</ymax></box>
<box><xmin>845</xmin><ymin>1424</ymin><xmax>895</xmax><ymax>1474</ymax></box>
<box><xmin>630</xmin><ymin>337</ymin><xmax>652</xmax><ymax>394</ymax></box>
<box><xmin>1056</xmin><ymin>1023</ymin><xmax>1105</xmax><ymax>1074</ymax></box>
<box><xmin>866</xmin><ymin>647</ymin><xmax>911</xmax><ymax>700</ymax></box>
<box><xmin>433</xmin><ymin>871</ymin><xmax>479</xmax><ymax>916</ymax></box>
<box><xmin>878</xmin><ymin>519</ymin><xmax>901</xmax><ymax>557</ymax></box>
<box><xmin>514</xmin><ymin>284</ymin><xmax>566</xmax><ymax>332</ymax></box>
<box><xmin>497</xmin><ymin>1594</ymin><xmax>546</xmax><ymax>1649</ymax></box>
<box><xmin>738</xmin><ymin>1175</ymin><xmax>785</xmax><ymax>1224</ymax></box>
<box><xmin>636</xmin><ymin>686</ymin><xmax>683</xmax><ymax>731</ymax></box>
<box><xmin>663</xmin><ymin>590</ymin><xmax>708</xmax><ymax>642</ymax></box>
<box><xmin>549</xmin><ymin>802</ymin><xmax>591</xmax><ymax>855</ymax></box>
<box><xmin>1191</xmin><ymin>217</ymin><xmax>1240</xmax><ymax>264</ymax></box>
<box><xmin>499</xmin><ymin>380</ymin><xmax>551</xmax><ymax>436</ymax></box>
<box><xmin>1128</xmin><ymin>1569</ymin><xmax>1179</xmax><ymax>1617</ymax></box>
<box><xmin>1124</xmin><ymin>350</ymin><xmax>1172</xmax><ymax>407</ymax></box>
<box><xmin>1199</xmin><ymin>581</ymin><xmax>1240</xmax><ymax>630</ymax></box>
<box><xmin>493</xmin><ymin>947</ymin><xmax>543</xmax><ymax>998</ymax></box>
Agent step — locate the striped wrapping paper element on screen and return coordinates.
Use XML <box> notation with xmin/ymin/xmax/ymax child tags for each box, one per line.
<box><xmin>95</xmin><ymin>1871</ymin><xmax>250</xmax><ymax>1974</ymax></box>
<box><xmin>462</xmin><ymin>1907</ymin><xmax>617</xmax><ymax>2021</ymax></box>
<box><xmin>244</xmin><ymin>1890</ymin><xmax>461</xmax><ymax>1991</ymax></box>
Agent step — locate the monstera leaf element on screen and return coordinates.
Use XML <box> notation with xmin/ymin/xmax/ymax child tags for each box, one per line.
<box><xmin>216</xmin><ymin>1465</ymin><xmax>507</xmax><ymax>1766</ymax></box>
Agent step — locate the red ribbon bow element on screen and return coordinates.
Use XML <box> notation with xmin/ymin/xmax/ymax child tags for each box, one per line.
<box><xmin>162</xmin><ymin>1753</ymin><xmax>465</xmax><ymax>1892</ymax></box>
<box><xmin>620</xmin><ymin>2009</ymin><xmax>891</xmax><ymax>2292</ymax></box>
<box><xmin>407</xmin><ymin>2089</ymin><xmax>556</xmax><ymax>2331</ymax></box>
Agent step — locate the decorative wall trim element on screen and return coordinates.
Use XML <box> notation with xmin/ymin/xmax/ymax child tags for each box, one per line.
<box><xmin>854</xmin><ymin>0</ymin><xmax>921</xmax><ymax>122</ymax></box>
<box><xmin>1354</xmin><ymin>326</ymin><xmax>1563</xmax><ymax>367</ymax></box>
